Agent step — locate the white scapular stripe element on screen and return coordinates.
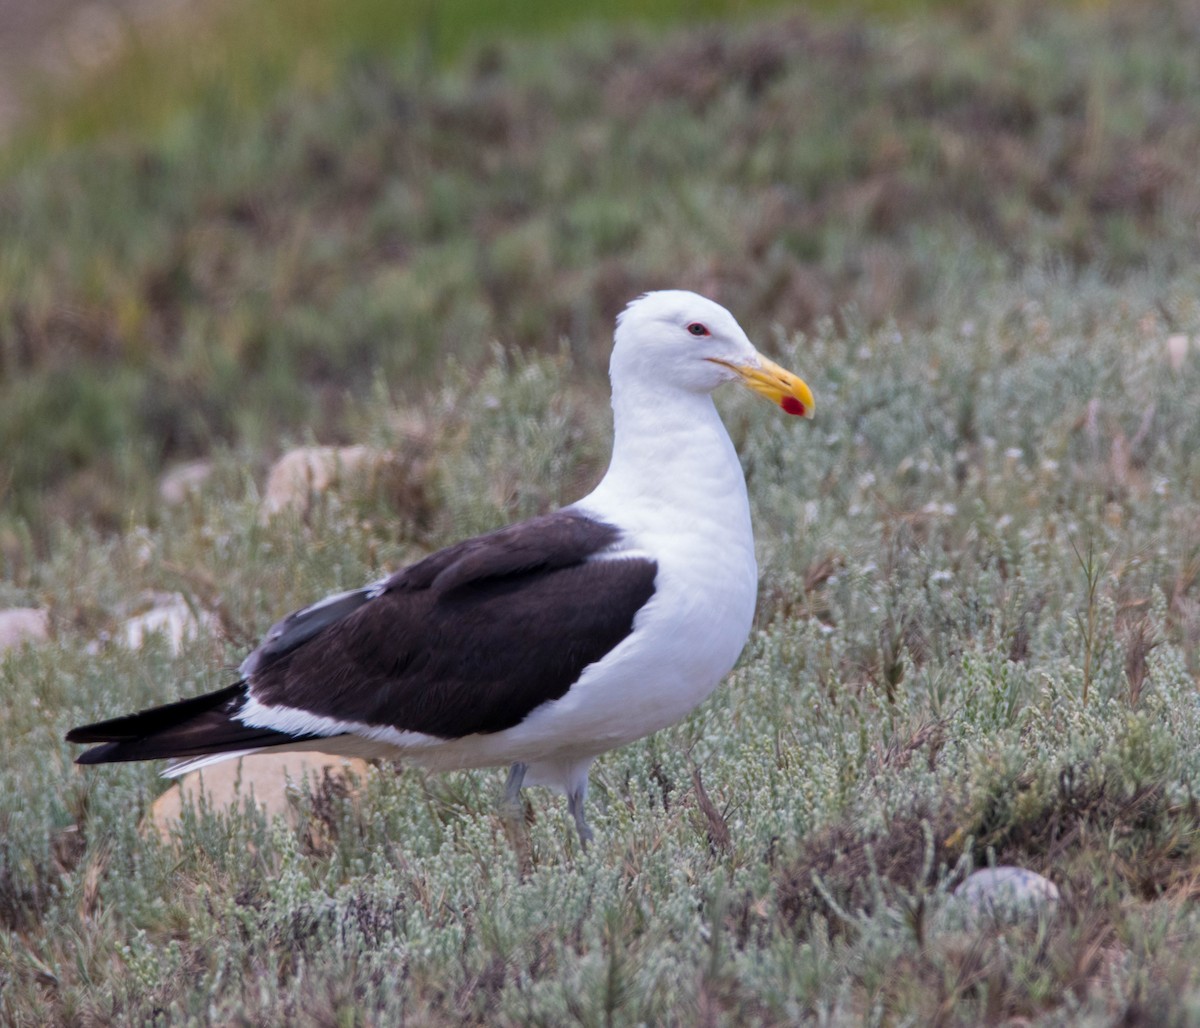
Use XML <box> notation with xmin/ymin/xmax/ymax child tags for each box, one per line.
<box><xmin>236</xmin><ymin>695</ymin><xmax>444</xmax><ymax>751</ymax></box>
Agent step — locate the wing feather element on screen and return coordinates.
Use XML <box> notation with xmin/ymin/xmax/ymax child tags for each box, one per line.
<box><xmin>66</xmin><ymin>511</ymin><xmax>657</xmax><ymax>765</ymax></box>
<box><xmin>248</xmin><ymin>511</ymin><xmax>657</xmax><ymax>737</ymax></box>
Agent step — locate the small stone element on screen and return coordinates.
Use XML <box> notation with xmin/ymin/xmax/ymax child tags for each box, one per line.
<box><xmin>1167</xmin><ymin>334</ymin><xmax>1190</xmax><ymax>373</ymax></box>
<box><xmin>0</xmin><ymin>608</ymin><xmax>50</xmax><ymax>652</ymax></box>
<box><xmin>943</xmin><ymin>866</ymin><xmax>1060</xmax><ymax>929</ymax></box>
<box><xmin>158</xmin><ymin>460</ymin><xmax>215</xmax><ymax>506</ymax></box>
<box><xmin>260</xmin><ymin>445</ymin><xmax>395</xmax><ymax>520</ymax></box>
<box><xmin>144</xmin><ymin>752</ymin><xmax>373</xmax><ymax>842</ymax></box>
<box><xmin>118</xmin><ymin>594</ymin><xmax>218</xmax><ymax>655</ymax></box>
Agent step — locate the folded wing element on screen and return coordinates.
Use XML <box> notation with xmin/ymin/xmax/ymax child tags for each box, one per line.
<box><xmin>67</xmin><ymin>511</ymin><xmax>657</xmax><ymax>766</ymax></box>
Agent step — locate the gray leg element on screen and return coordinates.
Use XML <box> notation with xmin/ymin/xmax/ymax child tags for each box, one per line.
<box><xmin>503</xmin><ymin>762</ymin><xmax>528</xmax><ymax>809</ymax></box>
<box><xmin>500</xmin><ymin>762</ymin><xmax>532</xmax><ymax>871</ymax></box>
<box><xmin>567</xmin><ymin>784</ymin><xmax>593</xmax><ymax>849</ymax></box>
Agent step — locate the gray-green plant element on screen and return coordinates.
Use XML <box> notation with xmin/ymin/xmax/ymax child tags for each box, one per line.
<box><xmin>4</xmin><ymin>1</ymin><xmax>1200</xmax><ymax>1023</ymax></box>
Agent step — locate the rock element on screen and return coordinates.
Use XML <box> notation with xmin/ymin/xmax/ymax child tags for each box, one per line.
<box><xmin>260</xmin><ymin>445</ymin><xmax>396</xmax><ymax>520</ymax></box>
<box><xmin>0</xmin><ymin>608</ymin><xmax>50</xmax><ymax>652</ymax></box>
<box><xmin>942</xmin><ymin>866</ymin><xmax>1060</xmax><ymax>929</ymax></box>
<box><xmin>1167</xmin><ymin>334</ymin><xmax>1190</xmax><ymax>373</ymax></box>
<box><xmin>145</xmin><ymin>752</ymin><xmax>373</xmax><ymax>842</ymax></box>
<box><xmin>118</xmin><ymin>593</ymin><xmax>218</xmax><ymax>655</ymax></box>
<box><xmin>158</xmin><ymin>459</ymin><xmax>215</xmax><ymax>506</ymax></box>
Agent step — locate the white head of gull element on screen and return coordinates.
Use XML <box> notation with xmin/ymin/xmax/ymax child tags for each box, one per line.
<box><xmin>67</xmin><ymin>290</ymin><xmax>814</xmax><ymax>848</ymax></box>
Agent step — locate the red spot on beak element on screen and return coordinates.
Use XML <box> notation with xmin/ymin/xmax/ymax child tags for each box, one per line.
<box><xmin>781</xmin><ymin>396</ymin><xmax>806</xmax><ymax>417</ymax></box>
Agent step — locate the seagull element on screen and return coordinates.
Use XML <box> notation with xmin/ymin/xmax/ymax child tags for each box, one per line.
<box><xmin>66</xmin><ymin>291</ymin><xmax>814</xmax><ymax>847</ymax></box>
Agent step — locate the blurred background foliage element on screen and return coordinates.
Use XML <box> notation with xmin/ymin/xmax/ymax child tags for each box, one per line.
<box><xmin>6</xmin><ymin>0</ymin><xmax>959</xmax><ymax>156</ymax></box>
<box><xmin>2</xmin><ymin>0</ymin><xmax>1194</xmax><ymax>548</ymax></box>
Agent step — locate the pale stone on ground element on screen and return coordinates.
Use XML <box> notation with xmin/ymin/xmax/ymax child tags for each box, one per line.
<box><xmin>0</xmin><ymin>608</ymin><xmax>50</xmax><ymax>652</ymax></box>
<box><xmin>260</xmin><ymin>444</ymin><xmax>396</xmax><ymax>520</ymax></box>
<box><xmin>158</xmin><ymin>459</ymin><xmax>215</xmax><ymax>505</ymax></box>
<box><xmin>1167</xmin><ymin>333</ymin><xmax>1190</xmax><ymax>372</ymax></box>
<box><xmin>145</xmin><ymin>752</ymin><xmax>373</xmax><ymax>842</ymax></box>
<box><xmin>940</xmin><ymin>865</ymin><xmax>1060</xmax><ymax>930</ymax></box>
<box><xmin>118</xmin><ymin>593</ymin><xmax>219</xmax><ymax>654</ymax></box>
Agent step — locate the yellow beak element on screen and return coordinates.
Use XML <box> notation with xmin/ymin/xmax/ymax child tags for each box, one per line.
<box><xmin>707</xmin><ymin>354</ymin><xmax>815</xmax><ymax>418</ymax></box>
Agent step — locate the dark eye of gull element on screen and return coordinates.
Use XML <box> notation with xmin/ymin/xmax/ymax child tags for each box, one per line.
<box><xmin>687</xmin><ymin>322</ymin><xmax>710</xmax><ymax>337</ymax></box>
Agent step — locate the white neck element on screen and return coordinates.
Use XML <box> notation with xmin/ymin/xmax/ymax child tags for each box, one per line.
<box><xmin>575</xmin><ymin>378</ymin><xmax>752</xmax><ymax>544</ymax></box>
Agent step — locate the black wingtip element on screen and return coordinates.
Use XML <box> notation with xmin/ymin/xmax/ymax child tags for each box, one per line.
<box><xmin>65</xmin><ymin>724</ymin><xmax>107</xmax><ymax>745</ymax></box>
<box><xmin>65</xmin><ymin>682</ymin><xmax>321</xmax><ymax>765</ymax></box>
<box><xmin>73</xmin><ymin>743</ymin><xmax>122</xmax><ymax>765</ymax></box>
<box><xmin>65</xmin><ymin>683</ymin><xmax>247</xmax><ymax>748</ymax></box>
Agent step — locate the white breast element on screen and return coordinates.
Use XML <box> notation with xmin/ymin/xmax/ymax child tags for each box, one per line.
<box><xmin>404</xmin><ymin>383</ymin><xmax>760</xmax><ymax>774</ymax></box>
<box><xmin>495</xmin><ymin>392</ymin><xmax>760</xmax><ymax>759</ymax></box>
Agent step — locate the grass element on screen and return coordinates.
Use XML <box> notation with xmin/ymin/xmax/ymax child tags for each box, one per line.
<box><xmin>7</xmin><ymin>0</ymin><xmax>1197</xmax><ymax>542</ymax></box>
<box><xmin>7</xmin><ymin>0</ymin><xmax>968</xmax><ymax>161</ymax></box>
<box><xmin>5</xmin><ymin>0</ymin><xmax>820</xmax><ymax>164</ymax></box>
<box><xmin>4</xmin><ymin>0</ymin><xmax>1200</xmax><ymax>1022</ymax></box>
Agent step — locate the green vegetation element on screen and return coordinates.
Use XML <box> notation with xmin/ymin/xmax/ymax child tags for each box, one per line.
<box><xmin>4</xmin><ymin>0</ymin><xmax>1200</xmax><ymax>1022</ymax></box>
<box><xmin>8</xmin><ymin>0</ymin><xmax>1195</xmax><ymax>541</ymax></box>
<box><xmin>9</xmin><ymin>0</ymin><xmax>958</xmax><ymax>158</ymax></box>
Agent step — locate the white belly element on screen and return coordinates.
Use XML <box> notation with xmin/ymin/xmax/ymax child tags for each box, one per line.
<box><xmin>477</xmin><ymin>524</ymin><xmax>757</xmax><ymax>761</ymax></box>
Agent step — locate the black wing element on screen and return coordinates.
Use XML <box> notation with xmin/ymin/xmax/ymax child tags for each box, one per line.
<box><xmin>248</xmin><ymin>510</ymin><xmax>658</xmax><ymax>737</ymax></box>
<box><xmin>67</xmin><ymin>511</ymin><xmax>656</xmax><ymax>763</ymax></box>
